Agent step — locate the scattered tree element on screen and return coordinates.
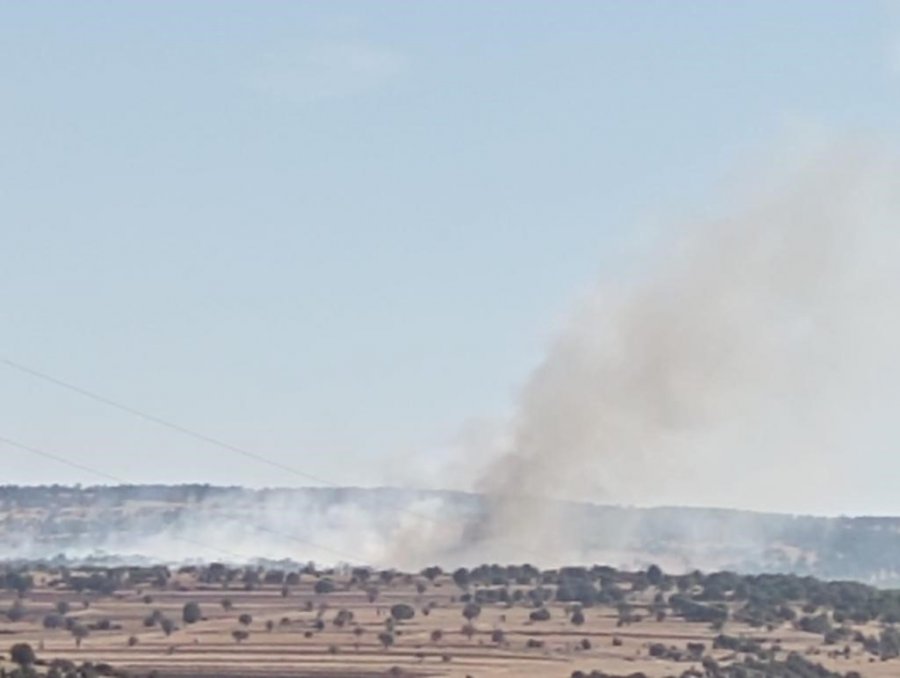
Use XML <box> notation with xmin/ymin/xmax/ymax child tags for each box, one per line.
<box><xmin>182</xmin><ymin>601</ymin><xmax>202</xmax><ymax>624</ymax></box>
<box><xmin>6</xmin><ymin>599</ymin><xmax>26</xmax><ymax>622</ymax></box>
<box><xmin>71</xmin><ymin>625</ymin><xmax>90</xmax><ymax>648</ymax></box>
<box><xmin>390</xmin><ymin>603</ymin><xmax>415</xmax><ymax>622</ymax></box>
<box><xmin>530</xmin><ymin>607</ymin><xmax>551</xmax><ymax>622</ymax></box>
<box><xmin>314</xmin><ymin>578</ymin><xmax>335</xmax><ymax>595</ymax></box>
<box><xmin>462</xmin><ymin>602</ymin><xmax>481</xmax><ymax>621</ymax></box>
<box><xmin>10</xmin><ymin>642</ymin><xmax>36</xmax><ymax>668</ymax></box>
<box><xmin>378</xmin><ymin>631</ymin><xmax>395</xmax><ymax>650</ymax></box>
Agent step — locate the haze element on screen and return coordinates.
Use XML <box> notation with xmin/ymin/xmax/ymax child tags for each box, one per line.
<box><xmin>3</xmin><ymin>1</ymin><xmax>900</xmax><ymax>517</ymax></box>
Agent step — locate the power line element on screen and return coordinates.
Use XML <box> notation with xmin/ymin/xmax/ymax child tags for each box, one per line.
<box><xmin>1</xmin><ymin>358</ymin><xmax>331</xmax><ymax>486</ymax></box>
<box><xmin>0</xmin><ymin>434</ymin><xmax>123</xmax><ymax>484</ymax></box>
<box><xmin>0</xmin><ymin>434</ymin><xmax>368</xmax><ymax>566</ymax></box>
<box><xmin>1</xmin><ymin>356</ymin><xmax>548</xmax><ymax>563</ymax></box>
<box><xmin>0</xmin><ymin>357</ymin><xmax>442</xmax><ymax>527</ymax></box>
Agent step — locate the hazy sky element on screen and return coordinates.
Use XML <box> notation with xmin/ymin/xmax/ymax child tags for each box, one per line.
<box><xmin>3</xmin><ymin>2</ymin><xmax>900</xmax><ymax>511</ymax></box>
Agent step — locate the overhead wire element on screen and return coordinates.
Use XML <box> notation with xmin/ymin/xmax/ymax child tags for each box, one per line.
<box><xmin>1</xmin><ymin>356</ymin><xmax>547</xmax><ymax>564</ymax></box>
<box><xmin>0</xmin><ymin>433</ymin><xmax>369</xmax><ymax>566</ymax></box>
<box><xmin>1</xmin><ymin>357</ymin><xmax>442</xmax><ymax>527</ymax></box>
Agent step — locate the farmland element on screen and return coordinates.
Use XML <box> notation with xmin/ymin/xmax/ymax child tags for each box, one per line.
<box><xmin>1</xmin><ymin>562</ymin><xmax>897</xmax><ymax>677</ymax></box>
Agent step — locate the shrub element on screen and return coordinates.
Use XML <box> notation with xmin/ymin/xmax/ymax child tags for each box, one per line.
<box><xmin>462</xmin><ymin>602</ymin><xmax>481</xmax><ymax>621</ymax></box>
<box><xmin>314</xmin><ymin>578</ymin><xmax>335</xmax><ymax>595</ymax></box>
<box><xmin>333</xmin><ymin>608</ymin><xmax>354</xmax><ymax>627</ymax></box>
<box><xmin>390</xmin><ymin>603</ymin><xmax>415</xmax><ymax>621</ymax></box>
<box><xmin>530</xmin><ymin>607</ymin><xmax>551</xmax><ymax>622</ymax></box>
<box><xmin>10</xmin><ymin>642</ymin><xmax>36</xmax><ymax>667</ymax></box>
<box><xmin>797</xmin><ymin>613</ymin><xmax>832</xmax><ymax>635</ymax></box>
<box><xmin>43</xmin><ymin>613</ymin><xmax>65</xmax><ymax>629</ymax></box>
<box><xmin>6</xmin><ymin>599</ymin><xmax>26</xmax><ymax>622</ymax></box>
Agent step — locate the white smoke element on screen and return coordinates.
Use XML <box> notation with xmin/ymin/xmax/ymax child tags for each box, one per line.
<box><xmin>458</xmin><ymin>143</ymin><xmax>900</xmax><ymax>562</ymax></box>
<box><xmin>8</xmin><ymin>144</ymin><xmax>900</xmax><ymax>576</ymax></box>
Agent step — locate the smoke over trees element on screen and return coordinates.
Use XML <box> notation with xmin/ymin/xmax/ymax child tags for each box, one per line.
<box><xmin>458</xmin><ymin>145</ymin><xmax>900</xmax><ymax>564</ymax></box>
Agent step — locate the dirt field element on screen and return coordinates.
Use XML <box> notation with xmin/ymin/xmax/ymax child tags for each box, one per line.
<box><xmin>0</xmin><ymin>569</ymin><xmax>894</xmax><ymax>678</ymax></box>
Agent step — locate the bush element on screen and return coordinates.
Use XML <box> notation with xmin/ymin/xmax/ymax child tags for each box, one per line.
<box><xmin>314</xmin><ymin>578</ymin><xmax>335</xmax><ymax>595</ymax></box>
<box><xmin>378</xmin><ymin>631</ymin><xmax>395</xmax><ymax>649</ymax></box>
<box><xmin>713</xmin><ymin>634</ymin><xmax>763</xmax><ymax>654</ymax></box>
<box><xmin>462</xmin><ymin>602</ymin><xmax>481</xmax><ymax>621</ymax></box>
<box><xmin>797</xmin><ymin>613</ymin><xmax>832</xmax><ymax>635</ymax></box>
<box><xmin>452</xmin><ymin>568</ymin><xmax>470</xmax><ymax>589</ymax></box>
<box><xmin>6</xmin><ymin>599</ymin><xmax>26</xmax><ymax>622</ymax></box>
<box><xmin>390</xmin><ymin>603</ymin><xmax>415</xmax><ymax>621</ymax></box>
<box><xmin>880</xmin><ymin>626</ymin><xmax>900</xmax><ymax>660</ymax></box>
<box><xmin>43</xmin><ymin>613</ymin><xmax>65</xmax><ymax>629</ymax></box>
<box><xmin>10</xmin><ymin>642</ymin><xmax>36</xmax><ymax>667</ymax></box>
<box><xmin>529</xmin><ymin>607</ymin><xmax>551</xmax><ymax>622</ymax></box>
<box><xmin>182</xmin><ymin>602</ymin><xmax>202</xmax><ymax>624</ymax></box>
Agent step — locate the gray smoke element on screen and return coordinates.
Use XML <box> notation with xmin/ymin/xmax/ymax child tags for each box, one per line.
<box><xmin>458</xmin><ymin>144</ymin><xmax>900</xmax><ymax>564</ymax></box>
<box><xmin>8</xmin><ymin>145</ymin><xmax>900</xmax><ymax>576</ymax></box>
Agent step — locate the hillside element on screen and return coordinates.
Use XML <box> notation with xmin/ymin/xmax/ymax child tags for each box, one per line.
<box><xmin>2</xmin><ymin>485</ymin><xmax>899</xmax><ymax>584</ymax></box>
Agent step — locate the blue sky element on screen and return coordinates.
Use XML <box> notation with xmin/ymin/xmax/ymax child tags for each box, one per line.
<box><xmin>2</xmin><ymin>1</ymin><xmax>900</xmax><ymax>504</ymax></box>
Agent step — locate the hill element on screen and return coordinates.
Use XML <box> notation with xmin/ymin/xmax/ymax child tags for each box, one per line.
<box><xmin>1</xmin><ymin>485</ymin><xmax>899</xmax><ymax>584</ymax></box>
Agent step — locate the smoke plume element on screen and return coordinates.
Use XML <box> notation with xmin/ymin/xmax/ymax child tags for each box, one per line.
<box><xmin>460</xmin><ymin>144</ymin><xmax>900</xmax><ymax>563</ymax></box>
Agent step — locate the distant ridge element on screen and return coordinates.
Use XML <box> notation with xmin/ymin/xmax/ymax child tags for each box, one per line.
<box><xmin>2</xmin><ymin>484</ymin><xmax>899</xmax><ymax>585</ymax></box>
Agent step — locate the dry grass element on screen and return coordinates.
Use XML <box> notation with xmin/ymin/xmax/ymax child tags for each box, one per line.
<box><xmin>0</xmin><ymin>572</ymin><xmax>895</xmax><ymax>678</ymax></box>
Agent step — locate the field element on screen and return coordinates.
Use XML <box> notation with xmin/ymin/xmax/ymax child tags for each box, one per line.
<box><xmin>1</xmin><ymin>565</ymin><xmax>897</xmax><ymax>678</ymax></box>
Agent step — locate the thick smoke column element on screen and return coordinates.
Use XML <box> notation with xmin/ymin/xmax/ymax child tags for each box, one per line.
<box><xmin>462</xmin><ymin>145</ymin><xmax>900</xmax><ymax>563</ymax></box>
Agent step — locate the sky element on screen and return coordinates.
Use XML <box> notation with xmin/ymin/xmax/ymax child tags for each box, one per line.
<box><xmin>2</xmin><ymin>1</ymin><xmax>900</xmax><ymax>513</ymax></box>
